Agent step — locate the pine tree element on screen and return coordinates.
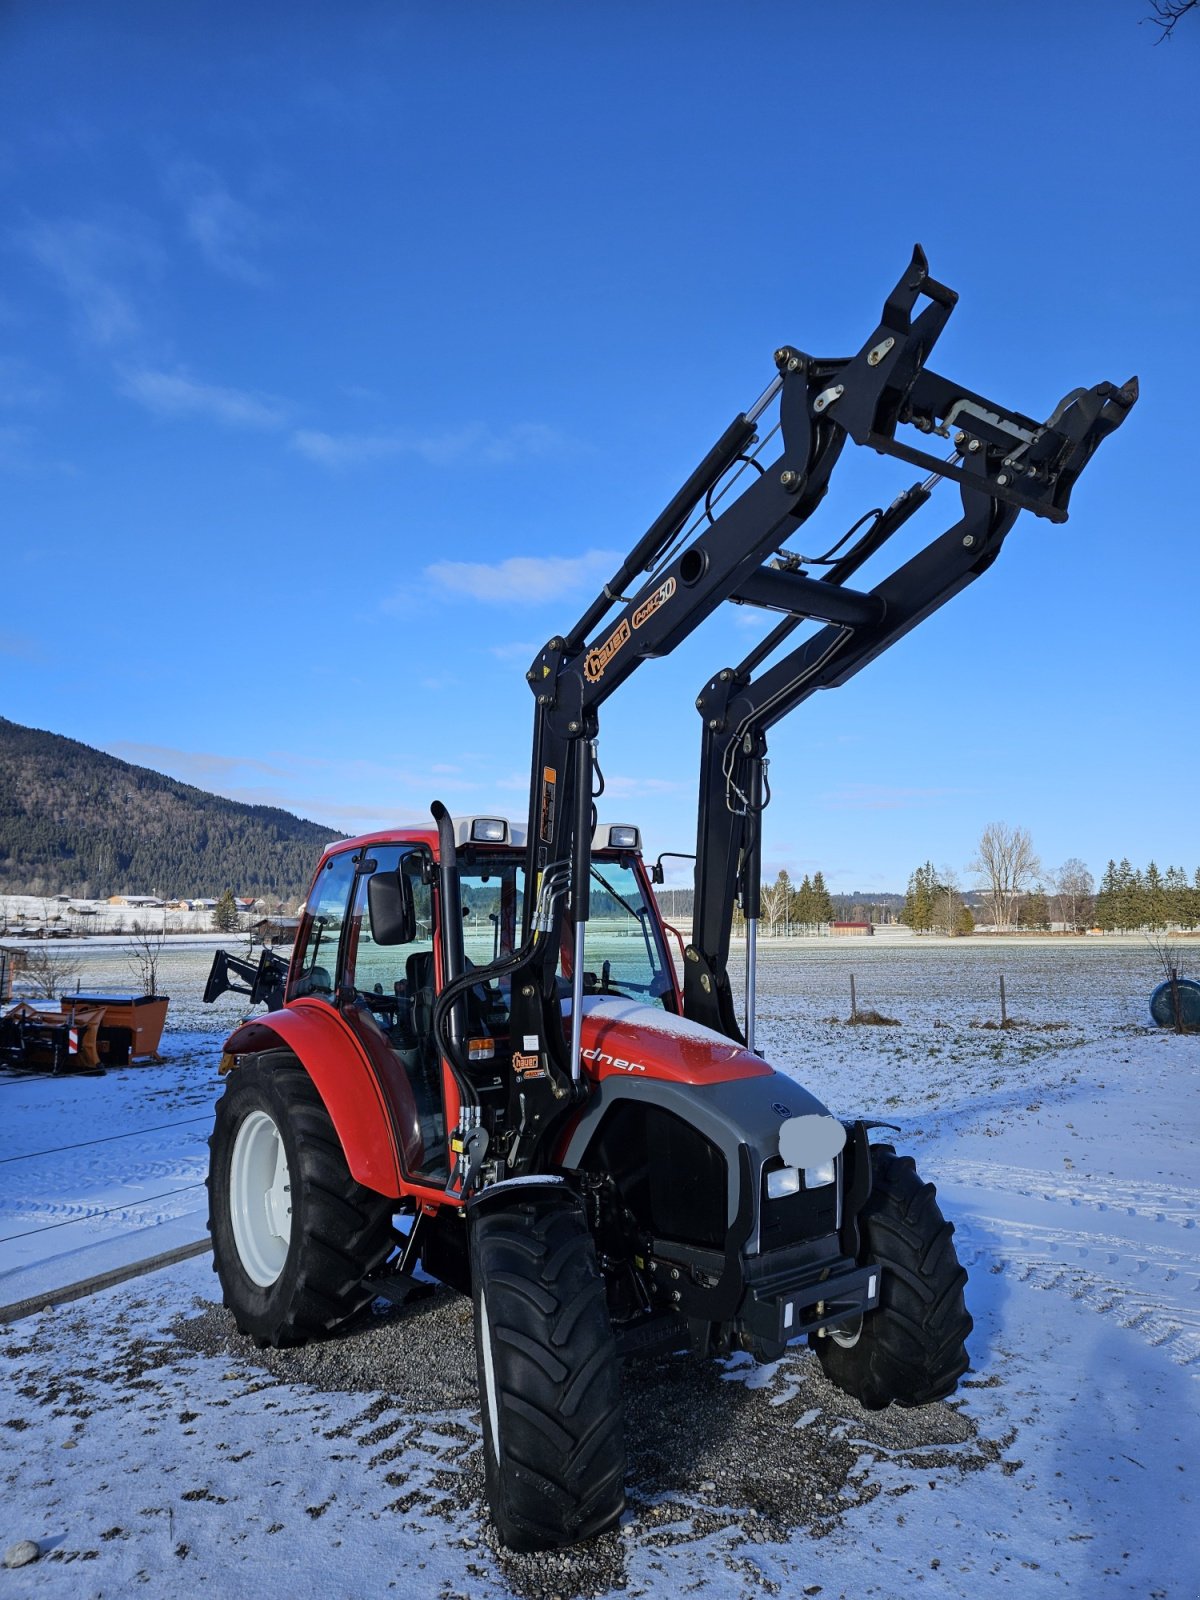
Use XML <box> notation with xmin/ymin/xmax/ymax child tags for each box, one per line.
<box><xmin>1144</xmin><ymin>861</ymin><xmax>1166</xmax><ymax>931</ymax></box>
<box><xmin>794</xmin><ymin>873</ymin><xmax>813</xmax><ymax>930</ymax></box>
<box><xmin>901</xmin><ymin>861</ymin><xmax>939</xmax><ymax>933</ymax></box>
<box><xmin>1164</xmin><ymin>865</ymin><xmax>1190</xmax><ymax>930</ymax></box>
<box><xmin>1115</xmin><ymin>858</ymin><xmax>1137</xmax><ymax>932</ymax></box>
<box><xmin>213</xmin><ymin>889</ymin><xmax>240</xmax><ymax>934</ymax></box>
<box><xmin>1095</xmin><ymin>860</ymin><xmax>1118</xmax><ymax>931</ymax></box>
<box><xmin>811</xmin><ymin>870</ymin><xmax>834</xmax><ymax>926</ymax></box>
<box><xmin>1018</xmin><ymin>883</ymin><xmax>1051</xmax><ymax>931</ymax></box>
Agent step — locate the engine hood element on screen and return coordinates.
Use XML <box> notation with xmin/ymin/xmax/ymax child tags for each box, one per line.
<box><xmin>576</xmin><ymin>997</ymin><xmax>772</xmax><ymax>1085</ymax></box>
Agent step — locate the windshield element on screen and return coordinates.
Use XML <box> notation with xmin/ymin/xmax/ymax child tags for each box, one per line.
<box><xmin>457</xmin><ymin>851</ymin><xmax>673</xmax><ymax>1010</ymax></box>
<box><xmin>581</xmin><ymin>859</ymin><xmax>673</xmax><ymax>1005</ymax></box>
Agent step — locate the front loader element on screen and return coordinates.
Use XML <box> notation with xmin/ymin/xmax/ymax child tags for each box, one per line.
<box><xmin>205</xmin><ymin>249</ymin><xmax>1135</xmax><ymax>1550</ymax></box>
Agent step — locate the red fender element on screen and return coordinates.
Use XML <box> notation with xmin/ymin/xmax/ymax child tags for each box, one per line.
<box><xmin>223</xmin><ymin>999</ymin><xmax>439</xmax><ymax>1202</ymax></box>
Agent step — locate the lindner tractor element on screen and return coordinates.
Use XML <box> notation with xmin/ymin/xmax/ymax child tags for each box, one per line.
<box><xmin>205</xmin><ymin>249</ymin><xmax>1135</xmax><ymax>1549</ymax></box>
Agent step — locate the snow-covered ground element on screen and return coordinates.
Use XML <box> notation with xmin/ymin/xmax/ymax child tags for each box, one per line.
<box><xmin>0</xmin><ymin>943</ymin><xmax>1197</xmax><ymax>1596</ymax></box>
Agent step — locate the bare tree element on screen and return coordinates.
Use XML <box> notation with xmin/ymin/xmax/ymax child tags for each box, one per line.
<box><xmin>1051</xmin><ymin>858</ymin><xmax>1095</xmax><ymax>933</ymax></box>
<box><xmin>1144</xmin><ymin>0</ymin><xmax>1198</xmax><ymax>41</ymax></box>
<box><xmin>933</xmin><ymin>866</ymin><xmax>965</xmax><ymax>936</ymax></box>
<box><xmin>126</xmin><ymin>922</ymin><xmax>166</xmax><ymax>996</ymax></box>
<box><xmin>18</xmin><ymin>943</ymin><xmax>82</xmax><ymax>999</ymax></box>
<box><xmin>759</xmin><ymin>871</ymin><xmax>792</xmax><ymax>936</ymax></box>
<box><xmin>971</xmin><ymin>822</ymin><xmax>1041</xmax><ymax>932</ymax></box>
<box><xmin>1145</xmin><ymin>933</ymin><xmax>1198</xmax><ymax>1034</ymax></box>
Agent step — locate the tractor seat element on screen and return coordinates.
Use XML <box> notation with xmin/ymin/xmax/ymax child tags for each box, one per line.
<box><xmin>293</xmin><ymin>965</ymin><xmax>334</xmax><ymax>1001</ymax></box>
<box><xmin>406</xmin><ymin>951</ymin><xmax>435</xmax><ymax>1045</ymax></box>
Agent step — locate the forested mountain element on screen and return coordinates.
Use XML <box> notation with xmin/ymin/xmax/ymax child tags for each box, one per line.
<box><xmin>0</xmin><ymin>718</ymin><xmax>344</xmax><ymax>899</ymax></box>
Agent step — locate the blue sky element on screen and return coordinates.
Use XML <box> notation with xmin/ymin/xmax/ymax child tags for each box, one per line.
<box><xmin>2</xmin><ymin>1</ymin><xmax>1196</xmax><ymax>894</ymax></box>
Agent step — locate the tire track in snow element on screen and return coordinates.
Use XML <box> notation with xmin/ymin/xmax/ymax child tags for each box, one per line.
<box><xmin>954</xmin><ymin>1213</ymin><xmax>1200</xmax><ymax>1369</ymax></box>
<box><xmin>934</xmin><ymin>1157</ymin><xmax>1200</xmax><ymax>1230</ymax></box>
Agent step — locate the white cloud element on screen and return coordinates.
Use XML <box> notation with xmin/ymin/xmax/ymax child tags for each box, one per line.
<box><xmin>599</xmin><ymin>774</ymin><xmax>687</xmax><ymax>800</ymax></box>
<box><xmin>118</xmin><ymin>368</ymin><xmax>288</xmax><ymax>431</ymax></box>
<box><xmin>819</xmin><ymin>783</ymin><xmax>976</xmax><ymax>812</ymax></box>
<box><xmin>290</xmin><ymin>421</ymin><xmax>569</xmax><ymax>470</ymax></box>
<box><xmin>14</xmin><ymin>213</ymin><xmax>162</xmax><ymax>349</ymax></box>
<box><xmin>0</xmin><ymin>424</ymin><xmax>33</xmax><ymax>470</ymax></box>
<box><xmin>488</xmin><ymin>640</ymin><xmax>541</xmax><ymax>662</ymax></box>
<box><xmin>426</xmin><ymin>548</ymin><xmax>621</xmax><ymax>604</ymax></box>
<box><xmin>167</xmin><ymin>160</ymin><xmax>269</xmax><ymax>286</ymax></box>
<box><xmin>105</xmin><ymin>742</ymin><xmax>287</xmax><ymax>783</ymax></box>
<box><xmin>0</xmin><ymin>358</ymin><xmax>56</xmax><ymax>409</ymax></box>
<box><xmin>0</xmin><ymin>629</ymin><xmax>39</xmax><ymax>660</ymax></box>
<box><xmin>0</xmin><ymin>423</ymin><xmax>73</xmax><ymax>477</ymax></box>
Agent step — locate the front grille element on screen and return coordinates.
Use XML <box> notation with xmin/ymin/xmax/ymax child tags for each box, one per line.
<box><xmin>759</xmin><ymin>1156</ymin><xmax>839</xmax><ymax>1251</ymax></box>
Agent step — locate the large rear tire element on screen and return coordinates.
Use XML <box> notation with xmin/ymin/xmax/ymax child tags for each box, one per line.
<box><xmin>207</xmin><ymin>1057</ymin><xmax>394</xmax><ymax>1347</ymax></box>
<box><xmin>470</xmin><ymin>1190</ymin><xmax>626</xmax><ymax>1550</ymax></box>
<box><xmin>814</xmin><ymin>1144</ymin><xmax>972</xmax><ymax>1409</ymax></box>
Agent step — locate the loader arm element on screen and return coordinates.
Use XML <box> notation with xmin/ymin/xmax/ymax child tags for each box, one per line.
<box><xmin>484</xmin><ymin>246</ymin><xmax>1136</xmax><ymax>1136</ymax></box>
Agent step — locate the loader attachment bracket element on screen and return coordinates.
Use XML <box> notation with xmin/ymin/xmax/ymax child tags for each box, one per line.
<box><xmin>203</xmin><ymin>947</ymin><xmax>288</xmax><ymax>1011</ymax></box>
<box><xmin>827</xmin><ymin>247</ymin><xmax>1138</xmax><ymax>523</ymax></box>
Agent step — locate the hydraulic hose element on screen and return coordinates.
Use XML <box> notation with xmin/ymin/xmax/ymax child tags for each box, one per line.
<box><xmin>429</xmin><ymin>804</ymin><xmax>568</xmax><ymax>1100</ymax></box>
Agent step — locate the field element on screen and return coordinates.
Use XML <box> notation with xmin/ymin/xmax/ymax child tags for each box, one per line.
<box><xmin>0</xmin><ymin>939</ymin><xmax>1197</xmax><ymax>1598</ymax></box>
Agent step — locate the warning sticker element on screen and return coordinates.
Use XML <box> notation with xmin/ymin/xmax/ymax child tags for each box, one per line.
<box><xmin>539</xmin><ymin>766</ymin><xmax>557</xmax><ymax>843</ymax></box>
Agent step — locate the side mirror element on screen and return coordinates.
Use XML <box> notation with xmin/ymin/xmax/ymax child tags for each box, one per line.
<box><xmin>367</xmin><ymin>869</ymin><xmax>416</xmax><ymax>945</ymax></box>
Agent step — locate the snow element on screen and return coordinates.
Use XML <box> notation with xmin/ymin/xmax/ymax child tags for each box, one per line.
<box><xmin>1</xmin><ymin>942</ymin><xmax>1197</xmax><ymax>1596</ymax></box>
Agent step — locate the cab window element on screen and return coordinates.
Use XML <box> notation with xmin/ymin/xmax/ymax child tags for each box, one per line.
<box><xmin>290</xmin><ymin>850</ymin><xmax>358</xmax><ymax>1000</ymax></box>
<box><xmin>581</xmin><ymin>858</ymin><xmax>672</xmax><ymax>1007</ymax></box>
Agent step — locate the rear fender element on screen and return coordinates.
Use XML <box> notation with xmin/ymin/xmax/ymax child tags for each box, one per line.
<box><xmin>223</xmin><ymin>1000</ymin><xmax>410</xmax><ymax>1198</ymax></box>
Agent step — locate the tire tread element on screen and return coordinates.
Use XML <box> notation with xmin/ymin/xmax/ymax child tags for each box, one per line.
<box><xmin>815</xmin><ymin>1145</ymin><xmax>972</xmax><ymax>1410</ymax></box>
<box><xmin>207</xmin><ymin>1056</ymin><xmax>394</xmax><ymax>1347</ymax></box>
<box><xmin>471</xmin><ymin>1193</ymin><xmax>625</xmax><ymax>1550</ymax></box>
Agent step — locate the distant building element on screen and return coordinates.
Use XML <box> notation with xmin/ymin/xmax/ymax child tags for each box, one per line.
<box><xmin>254</xmin><ymin>916</ymin><xmax>300</xmax><ymax>947</ymax></box>
<box><xmin>107</xmin><ymin>894</ymin><xmax>164</xmax><ymax>908</ymax></box>
<box><xmin>831</xmin><ymin>921</ymin><xmax>873</xmax><ymax>937</ymax></box>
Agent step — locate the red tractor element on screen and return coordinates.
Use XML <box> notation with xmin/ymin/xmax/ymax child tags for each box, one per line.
<box><xmin>205</xmin><ymin>250</ymin><xmax>1135</xmax><ymax>1549</ymax></box>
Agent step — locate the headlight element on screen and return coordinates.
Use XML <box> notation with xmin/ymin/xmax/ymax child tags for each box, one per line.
<box><xmin>766</xmin><ymin>1165</ymin><xmax>801</xmax><ymax>1199</ymax></box>
<box><xmin>805</xmin><ymin>1160</ymin><xmax>837</xmax><ymax>1188</ymax></box>
<box><xmin>606</xmin><ymin>825</ymin><xmax>640</xmax><ymax>850</ymax></box>
<box><xmin>470</xmin><ymin>817</ymin><xmax>508</xmax><ymax>843</ymax></box>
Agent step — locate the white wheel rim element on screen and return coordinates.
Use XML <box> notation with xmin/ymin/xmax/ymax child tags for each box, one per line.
<box><xmin>479</xmin><ymin>1290</ymin><xmax>502</xmax><ymax>1461</ymax></box>
<box><xmin>230</xmin><ymin>1108</ymin><xmax>293</xmax><ymax>1288</ymax></box>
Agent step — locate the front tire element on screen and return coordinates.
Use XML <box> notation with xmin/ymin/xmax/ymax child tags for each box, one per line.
<box><xmin>207</xmin><ymin>1057</ymin><xmax>394</xmax><ymax>1347</ymax></box>
<box><xmin>469</xmin><ymin>1190</ymin><xmax>626</xmax><ymax>1550</ymax></box>
<box><xmin>815</xmin><ymin>1145</ymin><xmax>972</xmax><ymax>1409</ymax></box>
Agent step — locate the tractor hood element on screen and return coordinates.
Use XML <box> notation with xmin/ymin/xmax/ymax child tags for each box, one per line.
<box><xmin>575</xmin><ymin>997</ymin><xmax>771</xmax><ymax>1085</ymax></box>
<box><xmin>563</xmin><ymin>998</ymin><xmax>841</xmax><ymax>1243</ymax></box>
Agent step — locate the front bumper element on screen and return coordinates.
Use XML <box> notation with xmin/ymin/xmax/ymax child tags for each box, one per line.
<box><xmin>739</xmin><ymin>1252</ymin><xmax>881</xmax><ymax>1346</ymax></box>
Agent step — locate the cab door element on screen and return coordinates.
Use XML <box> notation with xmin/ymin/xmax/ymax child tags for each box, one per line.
<box><xmin>339</xmin><ymin>846</ymin><xmax>449</xmax><ymax>1184</ymax></box>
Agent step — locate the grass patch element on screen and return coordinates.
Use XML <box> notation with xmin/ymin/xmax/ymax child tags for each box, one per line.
<box><xmin>844</xmin><ymin>1008</ymin><xmax>901</xmax><ymax>1027</ymax></box>
<box><xmin>968</xmin><ymin>1017</ymin><xmax>1070</xmax><ymax>1032</ymax></box>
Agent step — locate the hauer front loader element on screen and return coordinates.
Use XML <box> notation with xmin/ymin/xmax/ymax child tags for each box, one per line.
<box><xmin>205</xmin><ymin>249</ymin><xmax>1135</xmax><ymax>1549</ymax></box>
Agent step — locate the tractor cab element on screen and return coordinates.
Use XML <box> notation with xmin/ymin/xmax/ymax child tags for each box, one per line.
<box><xmin>207</xmin><ymin>814</ymin><xmax>675</xmax><ymax>1197</ymax></box>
